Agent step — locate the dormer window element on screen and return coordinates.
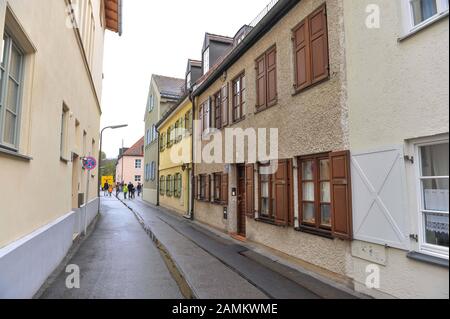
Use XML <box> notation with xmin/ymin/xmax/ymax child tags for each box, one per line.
<box><xmin>203</xmin><ymin>47</ymin><xmax>210</xmax><ymax>74</ymax></box>
<box><xmin>186</xmin><ymin>72</ymin><xmax>192</xmax><ymax>90</ymax></box>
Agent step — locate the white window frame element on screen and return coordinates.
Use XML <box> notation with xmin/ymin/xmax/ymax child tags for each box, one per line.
<box><xmin>148</xmin><ymin>94</ymin><xmax>155</xmax><ymax>113</ymax></box>
<box><xmin>403</xmin><ymin>0</ymin><xmax>449</xmax><ymax>33</ymax></box>
<box><xmin>0</xmin><ymin>32</ymin><xmax>24</xmax><ymax>150</ymax></box>
<box><xmin>186</xmin><ymin>71</ymin><xmax>192</xmax><ymax>90</ymax></box>
<box><xmin>135</xmin><ymin>175</ymin><xmax>141</xmax><ymax>183</ymax></box>
<box><xmin>135</xmin><ymin>159</ymin><xmax>142</xmax><ymax>169</ymax></box>
<box><xmin>414</xmin><ymin>136</ymin><xmax>449</xmax><ymax>259</ymax></box>
<box><xmin>203</xmin><ymin>47</ymin><xmax>210</xmax><ymax>74</ymax></box>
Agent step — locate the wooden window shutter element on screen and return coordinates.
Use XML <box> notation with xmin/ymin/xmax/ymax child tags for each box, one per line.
<box><xmin>256</xmin><ymin>56</ymin><xmax>266</xmax><ymax>108</ymax></box>
<box><xmin>221</xmin><ymin>173</ymin><xmax>229</xmax><ymax>205</ymax></box>
<box><xmin>330</xmin><ymin>151</ymin><xmax>353</xmax><ymax>240</ymax></box>
<box><xmin>293</xmin><ymin>20</ymin><xmax>311</xmax><ymax>90</ymax></box>
<box><xmin>194</xmin><ymin>176</ymin><xmax>198</xmax><ymax>200</ymax></box>
<box><xmin>266</xmin><ymin>47</ymin><xmax>277</xmax><ymax>105</ymax></box>
<box><xmin>274</xmin><ymin>160</ymin><xmax>288</xmax><ymax>226</ymax></box>
<box><xmin>287</xmin><ymin>159</ymin><xmax>294</xmax><ymax>226</ymax></box>
<box><xmin>245</xmin><ymin>164</ymin><xmax>255</xmax><ymax>218</ymax></box>
<box><xmin>199</xmin><ymin>105</ymin><xmax>203</xmax><ymax>136</ymax></box>
<box><xmin>309</xmin><ymin>4</ymin><xmax>329</xmax><ymax>84</ymax></box>
<box><xmin>205</xmin><ymin>174</ymin><xmax>211</xmax><ymax>201</ymax></box>
<box><xmin>221</xmin><ymin>84</ymin><xmax>229</xmax><ymax>127</ymax></box>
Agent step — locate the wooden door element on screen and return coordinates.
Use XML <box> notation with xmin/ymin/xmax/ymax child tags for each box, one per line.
<box><xmin>237</xmin><ymin>165</ymin><xmax>246</xmax><ymax>237</ymax></box>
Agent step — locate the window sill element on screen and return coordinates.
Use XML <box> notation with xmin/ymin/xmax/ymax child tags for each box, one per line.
<box><xmin>255</xmin><ymin>100</ymin><xmax>278</xmax><ymax>115</ymax></box>
<box><xmin>398</xmin><ymin>11</ymin><xmax>449</xmax><ymax>42</ymax></box>
<box><xmin>255</xmin><ymin>217</ymin><xmax>286</xmax><ymax>227</ymax></box>
<box><xmin>292</xmin><ymin>77</ymin><xmax>330</xmax><ymax>97</ymax></box>
<box><xmin>407</xmin><ymin>251</ymin><xmax>449</xmax><ymax>268</ymax></box>
<box><xmin>0</xmin><ymin>147</ymin><xmax>33</xmax><ymax>161</ymax></box>
<box><xmin>60</xmin><ymin>156</ymin><xmax>70</xmax><ymax>164</ymax></box>
<box><xmin>230</xmin><ymin>117</ymin><xmax>247</xmax><ymax>126</ymax></box>
<box><xmin>295</xmin><ymin>225</ymin><xmax>334</xmax><ymax>239</ymax></box>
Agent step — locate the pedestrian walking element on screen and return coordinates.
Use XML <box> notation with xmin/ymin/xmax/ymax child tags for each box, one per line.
<box><xmin>103</xmin><ymin>182</ymin><xmax>109</xmax><ymax>197</ymax></box>
<box><xmin>137</xmin><ymin>183</ymin><xmax>142</xmax><ymax>197</ymax></box>
<box><xmin>115</xmin><ymin>182</ymin><xmax>120</xmax><ymax>197</ymax></box>
<box><xmin>123</xmin><ymin>184</ymin><xmax>129</xmax><ymax>200</ymax></box>
<box><xmin>108</xmin><ymin>184</ymin><xmax>113</xmax><ymax>197</ymax></box>
<box><xmin>128</xmin><ymin>182</ymin><xmax>135</xmax><ymax>199</ymax></box>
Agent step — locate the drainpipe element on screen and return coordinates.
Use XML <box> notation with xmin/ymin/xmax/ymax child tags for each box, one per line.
<box><xmin>187</xmin><ymin>92</ymin><xmax>195</xmax><ymax>220</ymax></box>
<box><xmin>157</xmin><ymin>128</ymin><xmax>160</xmax><ymax>207</ymax></box>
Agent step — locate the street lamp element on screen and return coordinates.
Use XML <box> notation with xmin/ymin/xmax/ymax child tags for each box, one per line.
<box><xmin>98</xmin><ymin>124</ymin><xmax>128</xmax><ymax>208</ymax></box>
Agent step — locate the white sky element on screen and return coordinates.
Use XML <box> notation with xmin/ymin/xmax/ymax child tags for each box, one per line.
<box><xmin>101</xmin><ymin>0</ymin><xmax>270</xmax><ymax>158</ymax></box>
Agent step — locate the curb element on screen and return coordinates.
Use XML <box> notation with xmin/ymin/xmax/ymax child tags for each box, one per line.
<box><xmin>117</xmin><ymin>197</ymin><xmax>196</xmax><ymax>299</ymax></box>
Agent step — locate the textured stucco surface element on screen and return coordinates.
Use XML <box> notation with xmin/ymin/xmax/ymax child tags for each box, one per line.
<box><xmin>193</xmin><ymin>0</ymin><xmax>351</xmax><ymax>276</ymax></box>
<box><xmin>344</xmin><ymin>0</ymin><xmax>449</xmax><ymax>299</ymax></box>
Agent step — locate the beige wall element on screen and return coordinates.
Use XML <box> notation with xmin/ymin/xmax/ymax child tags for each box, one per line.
<box><xmin>194</xmin><ymin>0</ymin><xmax>352</xmax><ymax>276</ymax></box>
<box><xmin>344</xmin><ymin>0</ymin><xmax>449</xmax><ymax>298</ymax></box>
<box><xmin>0</xmin><ymin>0</ymin><xmax>105</xmax><ymax>248</ymax></box>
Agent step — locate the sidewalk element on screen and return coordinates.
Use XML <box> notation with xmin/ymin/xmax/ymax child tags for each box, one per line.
<box><xmin>119</xmin><ymin>195</ymin><xmax>358</xmax><ymax>299</ymax></box>
<box><xmin>38</xmin><ymin>196</ymin><xmax>183</xmax><ymax>299</ymax></box>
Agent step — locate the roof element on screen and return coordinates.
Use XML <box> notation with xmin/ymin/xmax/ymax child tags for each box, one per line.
<box><xmin>156</xmin><ymin>94</ymin><xmax>190</xmax><ymax>129</ymax></box>
<box><xmin>122</xmin><ymin>137</ymin><xmax>144</xmax><ymax>157</ymax></box>
<box><xmin>153</xmin><ymin>75</ymin><xmax>185</xmax><ymax>100</ymax></box>
<box><xmin>104</xmin><ymin>0</ymin><xmax>122</xmax><ymax>34</ymax></box>
<box><xmin>193</xmin><ymin>0</ymin><xmax>300</xmax><ymax>96</ymax></box>
<box><xmin>202</xmin><ymin>33</ymin><xmax>234</xmax><ymax>52</ymax></box>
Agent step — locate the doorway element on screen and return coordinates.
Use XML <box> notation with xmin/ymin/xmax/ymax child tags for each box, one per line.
<box><xmin>72</xmin><ymin>153</ymin><xmax>80</xmax><ymax>209</ymax></box>
<box><xmin>237</xmin><ymin>165</ymin><xmax>246</xmax><ymax>237</ymax></box>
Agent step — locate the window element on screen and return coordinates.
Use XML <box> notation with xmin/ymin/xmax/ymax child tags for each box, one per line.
<box><xmin>258</xmin><ymin>161</ymin><xmax>292</xmax><ymax>225</ymax></box>
<box><xmin>150</xmin><ymin>161</ymin><xmax>156</xmax><ymax>181</ymax></box>
<box><xmin>167</xmin><ymin>175</ymin><xmax>173</xmax><ymax>197</ymax></box>
<box><xmin>416</xmin><ymin>140</ymin><xmax>449</xmax><ymax>258</ymax></box>
<box><xmin>256</xmin><ymin>46</ymin><xmax>277</xmax><ymax>110</ymax></box>
<box><xmin>186</xmin><ymin>72</ymin><xmax>192</xmax><ymax>90</ymax></box>
<box><xmin>221</xmin><ymin>84</ymin><xmax>229</xmax><ymax>127</ymax></box>
<box><xmin>146</xmin><ymin>129</ymin><xmax>150</xmax><ymax>145</ymax></box>
<box><xmin>232</xmin><ymin>73</ymin><xmax>245</xmax><ymax>122</ymax></box>
<box><xmin>145</xmin><ymin>164</ymin><xmax>150</xmax><ymax>181</ymax></box>
<box><xmin>298</xmin><ymin>152</ymin><xmax>352</xmax><ymax>239</ymax></box>
<box><xmin>174</xmin><ymin>173</ymin><xmax>182</xmax><ymax>198</ymax></box>
<box><xmin>185</xmin><ymin>110</ymin><xmax>193</xmax><ymax>134</ymax></box>
<box><xmin>203</xmin><ymin>47</ymin><xmax>210</xmax><ymax>74</ymax></box>
<box><xmin>148</xmin><ymin>94</ymin><xmax>155</xmax><ymax>112</ymax></box>
<box><xmin>0</xmin><ymin>33</ymin><xmax>24</xmax><ymax>150</ymax></box>
<box><xmin>135</xmin><ymin>159</ymin><xmax>142</xmax><ymax>169</ymax></box>
<box><xmin>160</xmin><ymin>176</ymin><xmax>166</xmax><ymax>196</ymax></box>
<box><xmin>135</xmin><ymin>175</ymin><xmax>141</xmax><ymax>182</ymax></box>
<box><xmin>214</xmin><ymin>90</ymin><xmax>222</xmax><ymax>129</ymax></box>
<box><xmin>408</xmin><ymin>0</ymin><xmax>449</xmax><ymax>28</ymax></box>
<box><xmin>167</xmin><ymin>126</ymin><xmax>173</xmax><ymax>148</ymax></box>
<box><xmin>214</xmin><ymin>173</ymin><xmax>222</xmax><ymax>202</ymax></box>
<box><xmin>292</xmin><ymin>4</ymin><xmax>329</xmax><ymax>93</ymax></box>
<box><xmin>299</xmin><ymin>155</ymin><xmax>331</xmax><ymax>230</ymax></box>
<box><xmin>199</xmin><ymin>100</ymin><xmax>211</xmax><ymax>136</ymax></box>
<box><xmin>153</xmin><ymin>125</ymin><xmax>158</xmax><ymax>142</ymax></box>
<box><xmin>200</xmin><ymin>174</ymin><xmax>207</xmax><ymax>200</ymax></box>
<box><xmin>160</xmin><ymin>132</ymin><xmax>166</xmax><ymax>152</ymax></box>
<box><xmin>60</xmin><ymin>104</ymin><xmax>69</xmax><ymax>158</ymax></box>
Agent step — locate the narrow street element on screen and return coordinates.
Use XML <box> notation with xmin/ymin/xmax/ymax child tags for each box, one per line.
<box><xmin>38</xmin><ymin>195</ymin><xmax>358</xmax><ymax>299</ymax></box>
<box><xmin>38</xmin><ymin>197</ymin><xmax>182</xmax><ymax>299</ymax></box>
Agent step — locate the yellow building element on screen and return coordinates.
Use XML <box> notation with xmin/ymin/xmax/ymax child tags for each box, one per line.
<box><xmin>157</xmin><ymin>95</ymin><xmax>193</xmax><ymax>216</ymax></box>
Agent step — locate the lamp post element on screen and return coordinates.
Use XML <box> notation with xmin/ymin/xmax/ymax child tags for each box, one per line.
<box><xmin>98</xmin><ymin>124</ymin><xmax>128</xmax><ymax>210</ymax></box>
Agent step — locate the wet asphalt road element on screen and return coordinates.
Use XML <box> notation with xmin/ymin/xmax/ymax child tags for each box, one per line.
<box><xmin>39</xmin><ymin>196</ymin><xmax>182</xmax><ymax>299</ymax></box>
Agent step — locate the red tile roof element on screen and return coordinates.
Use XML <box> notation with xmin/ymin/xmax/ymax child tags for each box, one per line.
<box><xmin>123</xmin><ymin>137</ymin><xmax>144</xmax><ymax>157</ymax></box>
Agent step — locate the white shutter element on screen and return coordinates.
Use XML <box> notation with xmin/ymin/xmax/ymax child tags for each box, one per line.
<box><xmin>351</xmin><ymin>147</ymin><xmax>410</xmax><ymax>250</ymax></box>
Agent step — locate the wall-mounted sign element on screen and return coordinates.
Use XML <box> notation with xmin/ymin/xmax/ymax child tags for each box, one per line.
<box><xmin>82</xmin><ymin>157</ymin><xmax>97</xmax><ymax>171</ymax></box>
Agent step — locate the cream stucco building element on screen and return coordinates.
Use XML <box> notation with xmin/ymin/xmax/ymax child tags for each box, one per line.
<box><xmin>0</xmin><ymin>0</ymin><xmax>121</xmax><ymax>298</ymax></box>
<box><xmin>344</xmin><ymin>0</ymin><xmax>449</xmax><ymax>299</ymax></box>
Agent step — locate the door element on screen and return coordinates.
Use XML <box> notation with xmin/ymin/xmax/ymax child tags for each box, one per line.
<box><xmin>72</xmin><ymin>153</ymin><xmax>80</xmax><ymax>209</ymax></box>
<box><xmin>237</xmin><ymin>165</ymin><xmax>246</xmax><ymax>237</ymax></box>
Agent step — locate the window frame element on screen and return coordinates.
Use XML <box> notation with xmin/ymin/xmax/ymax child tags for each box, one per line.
<box><xmin>160</xmin><ymin>176</ymin><xmax>166</xmax><ymax>196</ymax></box>
<box><xmin>214</xmin><ymin>90</ymin><xmax>222</xmax><ymax>130</ymax></box>
<box><xmin>255</xmin><ymin>45</ymin><xmax>277</xmax><ymax>111</ymax></box>
<box><xmin>0</xmin><ymin>32</ymin><xmax>25</xmax><ymax>151</ymax></box>
<box><xmin>413</xmin><ymin>137</ymin><xmax>449</xmax><ymax>259</ymax></box>
<box><xmin>199</xmin><ymin>174</ymin><xmax>207</xmax><ymax>201</ymax></box>
<box><xmin>134</xmin><ymin>175</ymin><xmax>142</xmax><ymax>183</ymax></box>
<box><xmin>258</xmin><ymin>162</ymin><xmax>275</xmax><ymax>221</ymax></box>
<box><xmin>203</xmin><ymin>47</ymin><xmax>210</xmax><ymax>74</ymax></box>
<box><xmin>232</xmin><ymin>72</ymin><xmax>245</xmax><ymax>123</ymax></box>
<box><xmin>213</xmin><ymin>172</ymin><xmax>222</xmax><ymax>203</ymax></box>
<box><xmin>298</xmin><ymin>153</ymin><xmax>333</xmax><ymax>235</ymax></box>
<box><xmin>405</xmin><ymin>0</ymin><xmax>449</xmax><ymax>32</ymax></box>
<box><xmin>135</xmin><ymin>159</ymin><xmax>142</xmax><ymax>169</ymax></box>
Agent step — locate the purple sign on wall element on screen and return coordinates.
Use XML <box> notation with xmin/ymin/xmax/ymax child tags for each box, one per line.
<box><xmin>82</xmin><ymin>157</ymin><xmax>97</xmax><ymax>171</ymax></box>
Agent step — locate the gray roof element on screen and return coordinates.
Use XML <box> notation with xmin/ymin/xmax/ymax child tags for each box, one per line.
<box><xmin>153</xmin><ymin>75</ymin><xmax>185</xmax><ymax>100</ymax></box>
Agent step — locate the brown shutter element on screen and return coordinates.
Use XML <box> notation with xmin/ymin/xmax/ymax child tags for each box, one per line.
<box><xmin>256</xmin><ymin>56</ymin><xmax>266</xmax><ymax>108</ymax></box>
<box><xmin>287</xmin><ymin>159</ymin><xmax>294</xmax><ymax>226</ymax></box>
<box><xmin>266</xmin><ymin>47</ymin><xmax>277</xmax><ymax>105</ymax></box>
<box><xmin>205</xmin><ymin>174</ymin><xmax>211</xmax><ymax>202</ymax></box>
<box><xmin>274</xmin><ymin>160</ymin><xmax>288</xmax><ymax>226</ymax></box>
<box><xmin>199</xmin><ymin>105</ymin><xmax>203</xmax><ymax>136</ymax></box>
<box><xmin>330</xmin><ymin>151</ymin><xmax>353</xmax><ymax>240</ymax></box>
<box><xmin>221</xmin><ymin>173</ymin><xmax>229</xmax><ymax>205</ymax></box>
<box><xmin>221</xmin><ymin>84</ymin><xmax>229</xmax><ymax>127</ymax></box>
<box><xmin>293</xmin><ymin>20</ymin><xmax>311</xmax><ymax>90</ymax></box>
<box><xmin>245</xmin><ymin>164</ymin><xmax>255</xmax><ymax>218</ymax></box>
<box><xmin>309</xmin><ymin>4</ymin><xmax>329</xmax><ymax>84</ymax></box>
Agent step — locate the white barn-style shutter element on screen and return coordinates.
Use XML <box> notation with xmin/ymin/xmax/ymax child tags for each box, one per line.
<box><xmin>351</xmin><ymin>147</ymin><xmax>410</xmax><ymax>250</ymax></box>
